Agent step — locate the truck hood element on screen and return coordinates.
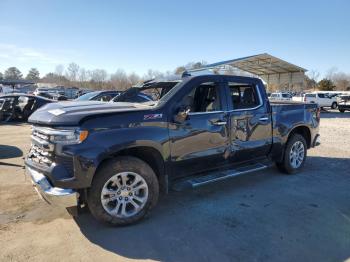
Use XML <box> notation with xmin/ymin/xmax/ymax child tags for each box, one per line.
<box><xmin>29</xmin><ymin>101</ymin><xmax>153</xmax><ymax>126</ymax></box>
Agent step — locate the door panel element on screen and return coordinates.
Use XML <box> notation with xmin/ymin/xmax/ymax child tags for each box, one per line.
<box><xmin>169</xmin><ymin>112</ymin><xmax>230</xmax><ymax>178</ymax></box>
<box><xmin>225</xmin><ymin>79</ymin><xmax>272</xmax><ymax>163</ymax></box>
<box><xmin>168</xmin><ymin>79</ymin><xmax>230</xmax><ymax>178</ymax></box>
<box><xmin>229</xmin><ymin>108</ymin><xmax>272</xmax><ymax>162</ymax></box>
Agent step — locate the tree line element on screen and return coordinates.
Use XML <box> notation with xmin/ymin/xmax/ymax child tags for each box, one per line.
<box><xmin>305</xmin><ymin>68</ymin><xmax>350</xmax><ymax>91</ymax></box>
<box><xmin>0</xmin><ymin>63</ymin><xmax>349</xmax><ymax>91</ymax></box>
<box><xmin>0</xmin><ymin>62</ymin><xmax>205</xmax><ymax>91</ymax></box>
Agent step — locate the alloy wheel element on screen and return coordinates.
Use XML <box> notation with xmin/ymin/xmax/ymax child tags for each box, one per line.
<box><xmin>289</xmin><ymin>141</ymin><xmax>305</xmax><ymax>169</ymax></box>
<box><xmin>100</xmin><ymin>172</ymin><xmax>149</xmax><ymax>218</ymax></box>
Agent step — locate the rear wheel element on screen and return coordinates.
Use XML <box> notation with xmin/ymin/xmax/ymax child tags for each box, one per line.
<box><xmin>339</xmin><ymin>109</ymin><xmax>345</xmax><ymax>113</ymax></box>
<box><xmin>276</xmin><ymin>134</ymin><xmax>307</xmax><ymax>174</ymax></box>
<box><xmin>87</xmin><ymin>156</ymin><xmax>159</xmax><ymax>226</ymax></box>
<box><xmin>331</xmin><ymin>102</ymin><xmax>337</xmax><ymax>109</ymax></box>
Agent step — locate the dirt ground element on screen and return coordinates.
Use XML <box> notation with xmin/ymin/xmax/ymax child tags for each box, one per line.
<box><xmin>0</xmin><ymin>111</ymin><xmax>350</xmax><ymax>262</ymax></box>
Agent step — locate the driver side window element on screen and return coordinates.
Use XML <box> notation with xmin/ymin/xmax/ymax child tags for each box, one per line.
<box><xmin>182</xmin><ymin>82</ymin><xmax>222</xmax><ymax>113</ymax></box>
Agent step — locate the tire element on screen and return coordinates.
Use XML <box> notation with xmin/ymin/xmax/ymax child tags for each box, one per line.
<box><xmin>87</xmin><ymin>156</ymin><xmax>159</xmax><ymax>226</ymax></box>
<box><xmin>339</xmin><ymin>109</ymin><xmax>345</xmax><ymax>113</ymax></box>
<box><xmin>276</xmin><ymin>134</ymin><xmax>307</xmax><ymax>174</ymax></box>
<box><xmin>331</xmin><ymin>102</ymin><xmax>337</xmax><ymax>109</ymax></box>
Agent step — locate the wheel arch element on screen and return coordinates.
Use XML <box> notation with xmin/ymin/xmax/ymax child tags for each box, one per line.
<box><xmin>287</xmin><ymin>125</ymin><xmax>312</xmax><ymax>149</ymax></box>
<box><xmin>97</xmin><ymin>145</ymin><xmax>168</xmax><ymax>194</ymax></box>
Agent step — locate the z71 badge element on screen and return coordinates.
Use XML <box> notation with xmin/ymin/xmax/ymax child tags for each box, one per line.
<box><xmin>143</xmin><ymin>114</ymin><xmax>163</xmax><ymax>120</ymax></box>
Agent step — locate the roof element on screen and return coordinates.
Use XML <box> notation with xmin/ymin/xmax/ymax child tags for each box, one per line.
<box><xmin>204</xmin><ymin>53</ymin><xmax>307</xmax><ymax>76</ymax></box>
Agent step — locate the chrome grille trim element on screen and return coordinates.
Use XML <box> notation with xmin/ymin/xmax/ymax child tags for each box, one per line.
<box><xmin>29</xmin><ymin>126</ymin><xmax>54</xmax><ymax>166</ymax></box>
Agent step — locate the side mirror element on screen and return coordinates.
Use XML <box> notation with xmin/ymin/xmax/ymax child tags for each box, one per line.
<box><xmin>174</xmin><ymin>107</ymin><xmax>190</xmax><ymax>123</ymax></box>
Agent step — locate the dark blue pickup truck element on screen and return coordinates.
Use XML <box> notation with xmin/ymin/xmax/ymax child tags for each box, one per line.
<box><xmin>25</xmin><ymin>74</ymin><xmax>320</xmax><ymax>225</ymax></box>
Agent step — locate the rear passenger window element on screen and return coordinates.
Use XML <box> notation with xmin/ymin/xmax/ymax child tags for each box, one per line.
<box><xmin>228</xmin><ymin>83</ymin><xmax>260</xmax><ymax>109</ymax></box>
<box><xmin>318</xmin><ymin>93</ymin><xmax>325</xmax><ymax>98</ymax></box>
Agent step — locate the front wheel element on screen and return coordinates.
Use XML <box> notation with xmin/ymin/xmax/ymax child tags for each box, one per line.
<box><xmin>87</xmin><ymin>156</ymin><xmax>159</xmax><ymax>226</ymax></box>
<box><xmin>276</xmin><ymin>134</ymin><xmax>307</xmax><ymax>174</ymax></box>
<box><xmin>331</xmin><ymin>102</ymin><xmax>337</xmax><ymax>109</ymax></box>
<box><xmin>339</xmin><ymin>109</ymin><xmax>345</xmax><ymax>113</ymax></box>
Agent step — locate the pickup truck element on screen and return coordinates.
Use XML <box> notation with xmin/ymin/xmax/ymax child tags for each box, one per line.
<box><xmin>269</xmin><ymin>92</ymin><xmax>292</xmax><ymax>101</ymax></box>
<box><xmin>301</xmin><ymin>92</ymin><xmax>338</xmax><ymax>109</ymax></box>
<box><xmin>25</xmin><ymin>74</ymin><xmax>321</xmax><ymax>226</ymax></box>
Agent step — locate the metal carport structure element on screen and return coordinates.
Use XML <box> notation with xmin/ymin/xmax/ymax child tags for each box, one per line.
<box><xmin>203</xmin><ymin>53</ymin><xmax>307</xmax><ymax>91</ymax></box>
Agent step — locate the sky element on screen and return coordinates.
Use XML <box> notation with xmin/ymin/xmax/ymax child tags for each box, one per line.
<box><xmin>0</xmin><ymin>0</ymin><xmax>349</xmax><ymax>78</ymax></box>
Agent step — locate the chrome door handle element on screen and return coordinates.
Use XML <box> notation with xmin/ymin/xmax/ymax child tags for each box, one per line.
<box><xmin>212</xmin><ymin>121</ymin><xmax>227</xmax><ymax>126</ymax></box>
<box><xmin>259</xmin><ymin>117</ymin><xmax>269</xmax><ymax>121</ymax></box>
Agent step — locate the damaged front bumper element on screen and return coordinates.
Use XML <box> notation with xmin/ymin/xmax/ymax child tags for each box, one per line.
<box><xmin>26</xmin><ymin>166</ymin><xmax>78</xmax><ymax>208</ymax></box>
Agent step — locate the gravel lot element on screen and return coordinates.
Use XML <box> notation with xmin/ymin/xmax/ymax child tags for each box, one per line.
<box><xmin>0</xmin><ymin>111</ymin><xmax>350</xmax><ymax>262</ymax></box>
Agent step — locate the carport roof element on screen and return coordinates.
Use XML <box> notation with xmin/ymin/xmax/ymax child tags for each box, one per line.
<box><xmin>204</xmin><ymin>53</ymin><xmax>307</xmax><ymax>76</ymax></box>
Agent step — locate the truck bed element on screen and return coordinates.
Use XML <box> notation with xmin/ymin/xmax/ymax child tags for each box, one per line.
<box><xmin>270</xmin><ymin>101</ymin><xmax>319</xmax><ymax>113</ymax></box>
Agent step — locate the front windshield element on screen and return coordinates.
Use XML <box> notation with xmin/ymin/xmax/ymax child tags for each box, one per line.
<box><xmin>76</xmin><ymin>91</ymin><xmax>99</xmax><ymax>101</ymax></box>
<box><xmin>113</xmin><ymin>81</ymin><xmax>182</xmax><ymax>104</ymax></box>
<box><xmin>157</xmin><ymin>81</ymin><xmax>183</xmax><ymax>104</ymax></box>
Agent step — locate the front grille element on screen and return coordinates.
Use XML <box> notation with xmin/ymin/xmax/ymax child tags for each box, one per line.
<box><xmin>28</xmin><ymin>126</ymin><xmax>54</xmax><ymax>167</ymax></box>
<box><xmin>28</xmin><ymin>126</ymin><xmax>75</xmax><ymax>177</ymax></box>
<box><xmin>29</xmin><ymin>144</ymin><xmax>53</xmax><ymax>165</ymax></box>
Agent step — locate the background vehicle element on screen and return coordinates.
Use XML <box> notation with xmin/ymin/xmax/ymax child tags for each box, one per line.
<box><xmin>36</xmin><ymin>92</ymin><xmax>55</xmax><ymax>100</ymax></box>
<box><xmin>64</xmin><ymin>87</ymin><xmax>80</xmax><ymax>99</ymax></box>
<box><xmin>292</xmin><ymin>93</ymin><xmax>304</xmax><ymax>102</ymax></box>
<box><xmin>34</xmin><ymin>87</ymin><xmax>51</xmax><ymax>96</ymax></box>
<box><xmin>0</xmin><ymin>85</ymin><xmax>17</xmax><ymax>95</ymax></box>
<box><xmin>338</xmin><ymin>95</ymin><xmax>350</xmax><ymax>113</ymax></box>
<box><xmin>303</xmin><ymin>92</ymin><xmax>338</xmax><ymax>109</ymax></box>
<box><xmin>0</xmin><ymin>94</ymin><xmax>53</xmax><ymax>122</ymax></box>
<box><xmin>269</xmin><ymin>92</ymin><xmax>292</xmax><ymax>101</ymax></box>
<box><xmin>34</xmin><ymin>87</ymin><xmax>69</xmax><ymax>101</ymax></box>
<box><xmin>75</xmin><ymin>90</ymin><xmax>121</xmax><ymax>102</ymax></box>
<box><xmin>26</xmin><ymin>75</ymin><xmax>320</xmax><ymax>226</ymax></box>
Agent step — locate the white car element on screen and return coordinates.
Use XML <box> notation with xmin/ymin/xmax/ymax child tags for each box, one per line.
<box><xmin>303</xmin><ymin>92</ymin><xmax>338</xmax><ymax>109</ymax></box>
<box><xmin>269</xmin><ymin>92</ymin><xmax>292</xmax><ymax>101</ymax></box>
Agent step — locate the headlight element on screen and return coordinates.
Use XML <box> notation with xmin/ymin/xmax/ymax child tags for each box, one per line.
<box><xmin>49</xmin><ymin>129</ymin><xmax>89</xmax><ymax>144</ymax></box>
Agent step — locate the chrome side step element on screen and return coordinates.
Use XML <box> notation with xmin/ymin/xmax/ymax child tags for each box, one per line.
<box><xmin>172</xmin><ymin>163</ymin><xmax>268</xmax><ymax>191</ymax></box>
